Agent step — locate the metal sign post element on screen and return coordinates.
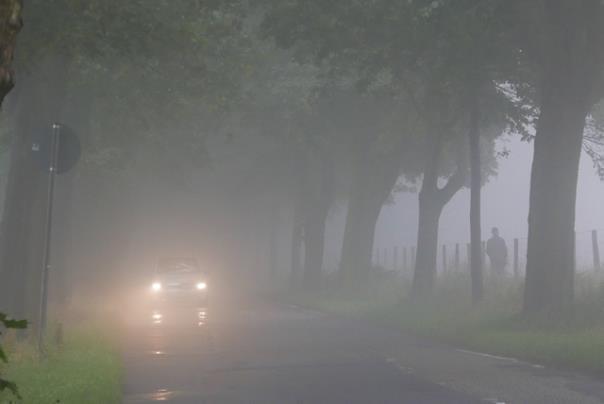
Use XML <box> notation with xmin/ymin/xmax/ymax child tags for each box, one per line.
<box><xmin>37</xmin><ymin>123</ymin><xmax>61</xmax><ymax>356</ymax></box>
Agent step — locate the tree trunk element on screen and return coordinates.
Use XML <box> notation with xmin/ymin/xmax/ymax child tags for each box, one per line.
<box><xmin>289</xmin><ymin>149</ymin><xmax>306</xmax><ymax>288</ymax></box>
<box><xmin>469</xmin><ymin>97</ymin><xmax>483</xmax><ymax>304</ymax></box>
<box><xmin>339</xmin><ymin>140</ymin><xmax>403</xmax><ymax>284</ymax></box>
<box><xmin>339</xmin><ymin>188</ymin><xmax>383</xmax><ymax>284</ymax></box>
<box><xmin>268</xmin><ymin>204</ymin><xmax>277</xmax><ymax>283</ymax></box>
<box><xmin>412</xmin><ymin>197</ymin><xmax>443</xmax><ymax>295</ymax></box>
<box><xmin>302</xmin><ymin>149</ymin><xmax>334</xmax><ymax>289</ymax></box>
<box><xmin>411</xmin><ymin>132</ymin><xmax>465</xmax><ymax>297</ymax></box>
<box><xmin>303</xmin><ymin>205</ymin><xmax>328</xmax><ymax>288</ymax></box>
<box><xmin>523</xmin><ymin>91</ymin><xmax>588</xmax><ymax>315</ymax></box>
<box><xmin>290</xmin><ymin>202</ymin><xmax>303</xmax><ymax>287</ymax></box>
<box><xmin>522</xmin><ymin>0</ymin><xmax>604</xmax><ymax>315</ymax></box>
<box><xmin>0</xmin><ymin>0</ymin><xmax>22</xmax><ymax>106</ymax></box>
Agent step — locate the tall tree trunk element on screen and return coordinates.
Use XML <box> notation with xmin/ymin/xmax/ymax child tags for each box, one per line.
<box><xmin>469</xmin><ymin>97</ymin><xmax>483</xmax><ymax>304</ymax></box>
<box><xmin>522</xmin><ymin>0</ymin><xmax>604</xmax><ymax>315</ymax></box>
<box><xmin>303</xmin><ymin>205</ymin><xmax>328</xmax><ymax>288</ymax></box>
<box><xmin>339</xmin><ymin>138</ymin><xmax>403</xmax><ymax>285</ymax></box>
<box><xmin>412</xmin><ymin>132</ymin><xmax>465</xmax><ymax>297</ymax></box>
<box><xmin>0</xmin><ymin>0</ymin><xmax>22</xmax><ymax>106</ymax></box>
<box><xmin>290</xmin><ymin>205</ymin><xmax>303</xmax><ymax>287</ymax></box>
<box><xmin>339</xmin><ymin>186</ymin><xmax>383</xmax><ymax>284</ymax></box>
<box><xmin>412</xmin><ymin>196</ymin><xmax>444</xmax><ymax>295</ymax></box>
<box><xmin>289</xmin><ymin>149</ymin><xmax>306</xmax><ymax>288</ymax></box>
<box><xmin>523</xmin><ymin>90</ymin><xmax>589</xmax><ymax>315</ymax></box>
<box><xmin>302</xmin><ymin>149</ymin><xmax>334</xmax><ymax>289</ymax></box>
<box><xmin>268</xmin><ymin>201</ymin><xmax>278</xmax><ymax>283</ymax></box>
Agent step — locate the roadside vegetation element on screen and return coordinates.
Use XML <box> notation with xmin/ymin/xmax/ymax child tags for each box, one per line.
<box><xmin>0</xmin><ymin>324</ymin><xmax>121</xmax><ymax>404</ymax></box>
<box><xmin>290</xmin><ymin>269</ymin><xmax>604</xmax><ymax>375</ymax></box>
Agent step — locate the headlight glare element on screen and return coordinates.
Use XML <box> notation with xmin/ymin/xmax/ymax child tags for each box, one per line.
<box><xmin>151</xmin><ymin>281</ymin><xmax>162</xmax><ymax>292</ymax></box>
<box><xmin>196</xmin><ymin>282</ymin><xmax>207</xmax><ymax>290</ymax></box>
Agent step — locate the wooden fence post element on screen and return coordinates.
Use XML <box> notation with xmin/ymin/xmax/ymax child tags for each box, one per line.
<box><xmin>411</xmin><ymin>246</ymin><xmax>416</xmax><ymax>269</ymax></box>
<box><xmin>593</xmin><ymin>230</ymin><xmax>601</xmax><ymax>272</ymax></box>
<box><xmin>442</xmin><ymin>244</ymin><xmax>447</xmax><ymax>273</ymax></box>
<box><xmin>513</xmin><ymin>238</ymin><xmax>519</xmax><ymax>278</ymax></box>
<box><xmin>455</xmin><ymin>243</ymin><xmax>460</xmax><ymax>272</ymax></box>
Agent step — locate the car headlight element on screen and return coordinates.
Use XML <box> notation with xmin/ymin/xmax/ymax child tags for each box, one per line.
<box><xmin>196</xmin><ymin>282</ymin><xmax>207</xmax><ymax>290</ymax></box>
<box><xmin>151</xmin><ymin>281</ymin><xmax>162</xmax><ymax>292</ymax></box>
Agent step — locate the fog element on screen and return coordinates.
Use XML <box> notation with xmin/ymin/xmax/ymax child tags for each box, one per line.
<box><xmin>373</xmin><ymin>136</ymin><xmax>604</xmax><ymax>270</ymax></box>
<box><xmin>1</xmin><ymin>2</ymin><xmax>604</xmax><ymax>403</ymax></box>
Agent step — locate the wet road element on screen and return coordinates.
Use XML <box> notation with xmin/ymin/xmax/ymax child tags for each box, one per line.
<box><xmin>122</xmin><ymin>298</ymin><xmax>604</xmax><ymax>403</ymax></box>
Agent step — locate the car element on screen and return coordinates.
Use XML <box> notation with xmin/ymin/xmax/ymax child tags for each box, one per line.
<box><xmin>149</xmin><ymin>257</ymin><xmax>209</xmax><ymax>306</ymax></box>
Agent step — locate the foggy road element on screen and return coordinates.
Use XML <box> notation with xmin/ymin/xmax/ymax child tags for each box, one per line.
<box><xmin>121</xmin><ymin>298</ymin><xmax>604</xmax><ymax>404</ymax></box>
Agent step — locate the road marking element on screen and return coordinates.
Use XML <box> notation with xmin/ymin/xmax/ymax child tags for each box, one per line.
<box><xmin>456</xmin><ymin>349</ymin><xmax>519</xmax><ymax>362</ymax></box>
<box><xmin>456</xmin><ymin>348</ymin><xmax>545</xmax><ymax>369</ymax></box>
<box><xmin>484</xmin><ymin>398</ymin><xmax>506</xmax><ymax>404</ymax></box>
<box><xmin>385</xmin><ymin>357</ymin><xmax>414</xmax><ymax>374</ymax></box>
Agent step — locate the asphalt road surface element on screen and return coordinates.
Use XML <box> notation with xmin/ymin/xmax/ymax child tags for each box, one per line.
<box><xmin>122</xmin><ymin>296</ymin><xmax>604</xmax><ymax>403</ymax></box>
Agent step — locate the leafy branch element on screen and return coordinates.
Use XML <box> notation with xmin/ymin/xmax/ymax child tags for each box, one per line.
<box><xmin>584</xmin><ymin>115</ymin><xmax>604</xmax><ymax>180</ymax></box>
<box><xmin>0</xmin><ymin>312</ymin><xmax>27</xmax><ymax>398</ymax></box>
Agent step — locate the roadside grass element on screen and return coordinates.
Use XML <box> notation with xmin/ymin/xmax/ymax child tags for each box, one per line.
<box><xmin>287</xmin><ymin>269</ymin><xmax>406</xmax><ymax>315</ymax></box>
<box><xmin>0</xmin><ymin>324</ymin><xmax>121</xmax><ymax>404</ymax></box>
<box><xmin>291</xmin><ymin>268</ymin><xmax>604</xmax><ymax>375</ymax></box>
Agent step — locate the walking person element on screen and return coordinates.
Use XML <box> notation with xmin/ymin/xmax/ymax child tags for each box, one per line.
<box><xmin>486</xmin><ymin>227</ymin><xmax>507</xmax><ymax>276</ymax></box>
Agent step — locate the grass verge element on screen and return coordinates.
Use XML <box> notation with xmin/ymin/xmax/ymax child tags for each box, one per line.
<box><xmin>289</xmin><ymin>270</ymin><xmax>604</xmax><ymax>375</ymax></box>
<box><xmin>0</xmin><ymin>325</ymin><xmax>121</xmax><ymax>404</ymax></box>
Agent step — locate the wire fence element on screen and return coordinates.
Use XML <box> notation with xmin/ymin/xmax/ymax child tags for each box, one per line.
<box><xmin>374</xmin><ymin>228</ymin><xmax>604</xmax><ymax>276</ymax></box>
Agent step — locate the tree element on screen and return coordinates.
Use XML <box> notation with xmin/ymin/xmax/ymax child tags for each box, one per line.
<box><xmin>404</xmin><ymin>0</ymin><xmax>531</xmax><ymax>301</ymax></box>
<box><xmin>260</xmin><ymin>1</ymin><xmax>428</xmax><ymax>284</ymax></box>
<box><xmin>515</xmin><ymin>0</ymin><xmax>604</xmax><ymax>315</ymax></box>
<box><xmin>0</xmin><ymin>0</ymin><xmax>21</xmax><ymax>106</ymax></box>
<box><xmin>0</xmin><ymin>0</ymin><xmax>23</xmax><ymax>398</ymax></box>
<box><xmin>336</xmin><ymin>94</ymin><xmax>422</xmax><ymax>284</ymax></box>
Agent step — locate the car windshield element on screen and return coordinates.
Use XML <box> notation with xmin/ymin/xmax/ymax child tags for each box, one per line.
<box><xmin>157</xmin><ymin>258</ymin><xmax>199</xmax><ymax>274</ymax></box>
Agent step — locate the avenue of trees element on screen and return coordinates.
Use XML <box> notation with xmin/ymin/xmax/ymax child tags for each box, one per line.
<box><xmin>0</xmin><ymin>0</ymin><xmax>603</xmax><ymax>333</ymax></box>
<box><xmin>260</xmin><ymin>0</ymin><xmax>604</xmax><ymax>317</ymax></box>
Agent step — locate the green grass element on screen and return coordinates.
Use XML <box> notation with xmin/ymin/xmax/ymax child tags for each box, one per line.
<box><xmin>291</xmin><ymin>270</ymin><xmax>604</xmax><ymax>375</ymax></box>
<box><xmin>0</xmin><ymin>326</ymin><xmax>121</xmax><ymax>404</ymax></box>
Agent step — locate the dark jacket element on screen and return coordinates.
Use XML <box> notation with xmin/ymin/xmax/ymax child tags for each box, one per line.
<box><xmin>486</xmin><ymin>236</ymin><xmax>507</xmax><ymax>266</ymax></box>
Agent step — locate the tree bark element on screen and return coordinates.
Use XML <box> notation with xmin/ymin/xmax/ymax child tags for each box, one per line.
<box><xmin>412</xmin><ymin>132</ymin><xmax>465</xmax><ymax>297</ymax></box>
<box><xmin>339</xmin><ymin>185</ymin><xmax>384</xmax><ymax>284</ymax></box>
<box><xmin>339</xmin><ymin>137</ymin><xmax>403</xmax><ymax>285</ymax></box>
<box><xmin>0</xmin><ymin>0</ymin><xmax>22</xmax><ymax>106</ymax></box>
<box><xmin>468</xmin><ymin>97</ymin><xmax>483</xmax><ymax>304</ymax></box>
<box><xmin>302</xmin><ymin>149</ymin><xmax>334</xmax><ymax>289</ymax></box>
<box><xmin>302</xmin><ymin>204</ymin><xmax>328</xmax><ymax>288</ymax></box>
<box><xmin>290</xmin><ymin>200</ymin><xmax>303</xmax><ymax>287</ymax></box>
<box><xmin>523</xmin><ymin>85</ymin><xmax>590</xmax><ymax>315</ymax></box>
<box><xmin>522</xmin><ymin>0</ymin><xmax>604</xmax><ymax>315</ymax></box>
<box><xmin>412</xmin><ymin>197</ymin><xmax>444</xmax><ymax>295</ymax></box>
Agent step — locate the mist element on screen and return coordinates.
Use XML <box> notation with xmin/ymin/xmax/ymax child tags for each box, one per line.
<box><xmin>1</xmin><ymin>1</ymin><xmax>604</xmax><ymax>403</ymax></box>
